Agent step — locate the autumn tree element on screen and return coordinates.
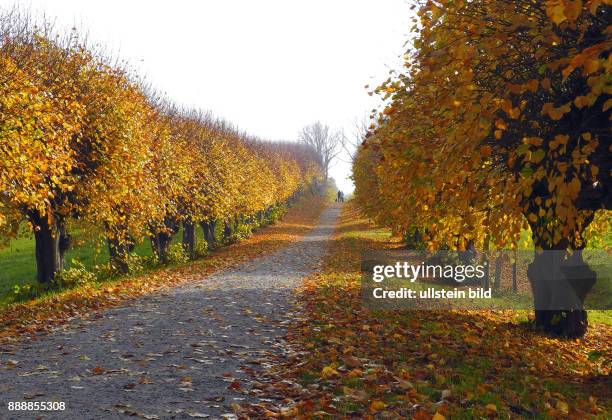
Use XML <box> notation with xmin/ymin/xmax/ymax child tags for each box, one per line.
<box><xmin>0</xmin><ymin>9</ymin><xmax>323</xmax><ymax>283</ymax></box>
<box><xmin>353</xmin><ymin>0</ymin><xmax>611</xmax><ymax>337</ymax></box>
<box><xmin>0</xmin><ymin>19</ymin><xmax>89</xmax><ymax>282</ymax></box>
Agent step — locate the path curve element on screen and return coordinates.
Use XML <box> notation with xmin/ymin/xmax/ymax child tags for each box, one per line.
<box><xmin>0</xmin><ymin>205</ymin><xmax>341</xmax><ymax>419</ymax></box>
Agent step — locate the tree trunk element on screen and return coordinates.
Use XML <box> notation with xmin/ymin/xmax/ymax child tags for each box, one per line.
<box><xmin>493</xmin><ymin>253</ymin><xmax>503</xmax><ymax>291</ymax></box>
<box><xmin>200</xmin><ymin>219</ymin><xmax>216</xmax><ymax>249</ymax></box>
<box><xmin>527</xmin><ymin>245</ymin><xmax>595</xmax><ymax>338</ymax></box>
<box><xmin>210</xmin><ymin>219</ymin><xmax>217</xmax><ymax>245</ymax></box>
<box><xmin>223</xmin><ymin>219</ymin><xmax>232</xmax><ymax>240</ymax></box>
<box><xmin>526</xmin><ymin>212</ymin><xmax>597</xmax><ymax>338</ymax></box>
<box><xmin>323</xmin><ymin>170</ymin><xmax>329</xmax><ymax>194</ymax></box>
<box><xmin>290</xmin><ymin>190</ymin><xmax>301</xmax><ymax>205</ymax></box>
<box><xmin>29</xmin><ymin>210</ymin><xmax>63</xmax><ymax>283</ymax></box>
<box><xmin>512</xmin><ymin>249</ymin><xmax>518</xmax><ymax>292</ymax></box>
<box><xmin>108</xmin><ymin>236</ymin><xmax>130</xmax><ymax>274</ymax></box>
<box><xmin>481</xmin><ymin>236</ymin><xmax>490</xmax><ymax>289</ymax></box>
<box><xmin>58</xmin><ymin>223</ymin><xmax>71</xmax><ymax>269</ymax></box>
<box><xmin>150</xmin><ymin>218</ymin><xmax>178</xmax><ymax>264</ymax></box>
<box><xmin>150</xmin><ymin>231</ymin><xmax>172</xmax><ymax>264</ymax></box>
<box><xmin>104</xmin><ymin>217</ymin><xmax>136</xmax><ymax>274</ymax></box>
<box><xmin>182</xmin><ymin>220</ymin><xmax>196</xmax><ymax>259</ymax></box>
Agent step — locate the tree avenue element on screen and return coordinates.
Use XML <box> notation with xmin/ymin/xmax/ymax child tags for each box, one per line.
<box><xmin>0</xmin><ymin>13</ymin><xmax>322</xmax><ymax>285</ymax></box>
<box><xmin>353</xmin><ymin>0</ymin><xmax>611</xmax><ymax>337</ymax></box>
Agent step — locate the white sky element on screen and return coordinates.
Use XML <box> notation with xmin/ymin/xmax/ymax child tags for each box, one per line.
<box><xmin>5</xmin><ymin>0</ymin><xmax>413</xmax><ymax>192</ymax></box>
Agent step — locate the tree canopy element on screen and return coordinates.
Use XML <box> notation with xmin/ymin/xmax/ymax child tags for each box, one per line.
<box><xmin>353</xmin><ymin>0</ymin><xmax>611</xmax><ymax>337</ymax></box>
<box><xmin>0</xmin><ymin>10</ymin><xmax>322</xmax><ymax>282</ymax></box>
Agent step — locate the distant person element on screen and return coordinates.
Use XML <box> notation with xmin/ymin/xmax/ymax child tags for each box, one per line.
<box><xmin>340</xmin><ymin>191</ymin><xmax>344</xmax><ymax>202</ymax></box>
<box><xmin>337</xmin><ymin>190</ymin><xmax>342</xmax><ymax>202</ymax></box>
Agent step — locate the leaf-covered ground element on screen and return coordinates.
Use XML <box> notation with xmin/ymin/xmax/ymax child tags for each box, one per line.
<box><xmin>237</xmin><ymin>202</ymin><xmax>611</xmax><ymax>419</ymax></box>
<box><xmin>0</xmin><ymin>196</ymin><xmax>327</xmax><ymax>346</ymax></box>
<box><xmin>0</xmin><ymin>201</ymin><xmax>341</xmax><ymax>419</ymax></box>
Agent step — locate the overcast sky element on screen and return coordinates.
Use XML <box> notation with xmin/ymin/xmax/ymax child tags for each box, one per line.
<box><xmin>6</xmin><ymin>0</ymin><xmax>412</xmax><ymax>192</ymax></box>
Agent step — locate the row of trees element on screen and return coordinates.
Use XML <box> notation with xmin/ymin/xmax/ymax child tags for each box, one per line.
<box><xmin>0</xmin><ymin>10</ymin><xmax>322</xmax><ymax>284</ymax></box>
<box><xmin>353</xmin><ymin>0</ymin><xmax>610</xmax><ymax>337</ymax></box>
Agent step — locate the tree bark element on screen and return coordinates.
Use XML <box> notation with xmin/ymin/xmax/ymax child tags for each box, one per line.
<box><xmin>493</xmin><ymin>253</ymin><xmax>503</xmax><ymax>291</ymax></box>
<box><xmin>150</xmin><ymin>231</ymin><xmax>172</xmax><ymax>264</ymax></box>
<box><xmin>150</xmin><ymin>218</ymin><xmax>178</xmax><ymax>264</ymax></box>
<box><xmin>527</xmin><ymin>244</ymin><xmax>595</xmax><ymax>338</ymax></box>
<box><xmin>512</xmin><ymin>249</ymin><xmax>518</xmax><ymax>292</ymax></box>
<box><xmin>58</xmin><ymin>223</ymin><xmax>71</xmax><ymax>269</ymax></box>
<box><xmin>223</xmin><ymin>219</ymin><xmax>232</xmax><ymax>240</ymax></box>
<box><xmin>481</xmin><ymin>236</ymin><xmax>490</xmax><ymax>289</ymax></box>
<box><xmin>107</xmin><ymin>236</ymin><xmax>130</xmax><ymax>274</ymax></box>
<box><xmin>29</xmin><ymin>210</ymin><xmax>63</xmax><ymax>283</ymax></box>
<box><xmin>210</xmin><ymin>219</ymin><xmax>217</xmax><ymax>244</ymax></box>
<box><xmin>182</xmin><ymin>220</ymin><xmax>196</xmax><ymax>259</ymax></box>
<box><xmin>200</xmin><ymin>219</ymin><xmax>216</xmax><ymax>249</ymax></box>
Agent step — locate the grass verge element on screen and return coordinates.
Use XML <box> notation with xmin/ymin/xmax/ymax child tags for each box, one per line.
<box><xmin>0</xmin><ymin>195</ymin><xmax>328</xmax><ymax>344</ymax></box>
<box><xmin>237</xmin><ymin>201</ymin><xmax>611</xmax><ymax>419</ymax></box>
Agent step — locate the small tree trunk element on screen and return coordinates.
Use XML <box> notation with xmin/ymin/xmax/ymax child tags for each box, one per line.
<box><xmin>182</xmin><ymin>220</ymin><xmax>196</xmax><ymax>259</ymax></box>
<box><xmin>481</xmin><ymin>236</ymin><xmax>490</xmax><ymax>289</ymax></box>
<box><xmin>151</xmin><ymin>230</ymin><xmax>172</xmax><ymax>264</ymax></box>
<box><xmin>150</xmin><ymin>218</ymin><xmax>178</xmax><ymax>264</ymax></box>
<box><xmin>493</xmin><ymin>253</ymin><xmax>503</xmax><ymax>291</ymax></box>
<box><xmin>210</xmin><ymin>219</ymin><xmax>217</xmax><ymax>244</ymax></box>
<box><xmin>200</xmin><ymin>219</ymin><xmax>216</xmax><ymax>249</ymax></box>
<box><xmin>58</xmin><ymin>224</ymin><xmax>71</xmax><ymax>269</ymax></box>
<box><xmin>104</xmin><ymin>218</ymin><xmax>135</xmax><ymax>274</ymax></box>
<box><xmin>108</xmin><ymin>236</ymin><xmax>130</xmax><ymax>274</ymax></box>
<box><xmin>29</xmin><ymin>210</ymin><xmax>63</xmax><ymax>283</ymax></box>
<box><xmin>512</xmin><ymin>249</ymin><xmax>518</xmax><ymax>292</ymax></box>
<box><xmin>291</xmin><ymin>190</ymin><xmax>301</xmax><ymax>204</ymax></box>
<box><xmin>223</xmin><ymin>219</ymin><xmax>232</xmax><ymax>240</ymax></box>
<box><xmin>150</xmin><ymin>235</ymin><xmax>160</xmax><ymax>260</ymax></box>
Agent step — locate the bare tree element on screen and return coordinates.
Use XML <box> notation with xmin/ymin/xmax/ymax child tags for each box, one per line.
<box><xmin>298</xmin><ymin>121</ymin><xmax>343</xmax><ymax>183</ymax></box>
<box><xmin>340</xmin><ymin>116</ymin><xmax>371</xmax><ymax>163</ymax></box>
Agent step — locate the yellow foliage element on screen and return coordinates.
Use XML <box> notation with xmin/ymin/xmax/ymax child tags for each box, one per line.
<box><xmin>352</xmin><ymin>0</ymin><xmax>610</xmax><ymax>251</ymax></box>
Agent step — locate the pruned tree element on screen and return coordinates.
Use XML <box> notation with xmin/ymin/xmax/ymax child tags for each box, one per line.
<box><xmin>0</xmin><ymin>7</ymin><xmax>324</xmax><ymax>283</ymax></box>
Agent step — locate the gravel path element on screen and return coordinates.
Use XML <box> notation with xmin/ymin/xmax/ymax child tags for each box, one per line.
<box><xmin>0</xmin><ymin>205</ymin><xmax>340</xmax><ymax>419</ymax></box>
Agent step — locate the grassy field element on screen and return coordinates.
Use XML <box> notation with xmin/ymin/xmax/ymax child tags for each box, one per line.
<box><xmin>0</xmin><ymin>223</ymin><xmax>210</xmax><ymax>305</ymax></box>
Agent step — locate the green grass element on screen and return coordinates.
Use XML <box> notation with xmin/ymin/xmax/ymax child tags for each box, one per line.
<box><xmin>0</xmin><ymin>224</ymin><xmax>188</xmax><ymax>306</ymax></box>
<box><xmin>588</xmin><ymin>310</ymin><xmax>612</xmax><ymax>324</ymax></box>
<box><xmin>0</xmin><ymin>234</ymin><xmax>38</xmax><ymax>297</ymax></box>
<box><xmin>0</xmin><ymin>213</ymin><xmax>271</xmax><ymax>307</ymax></box>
